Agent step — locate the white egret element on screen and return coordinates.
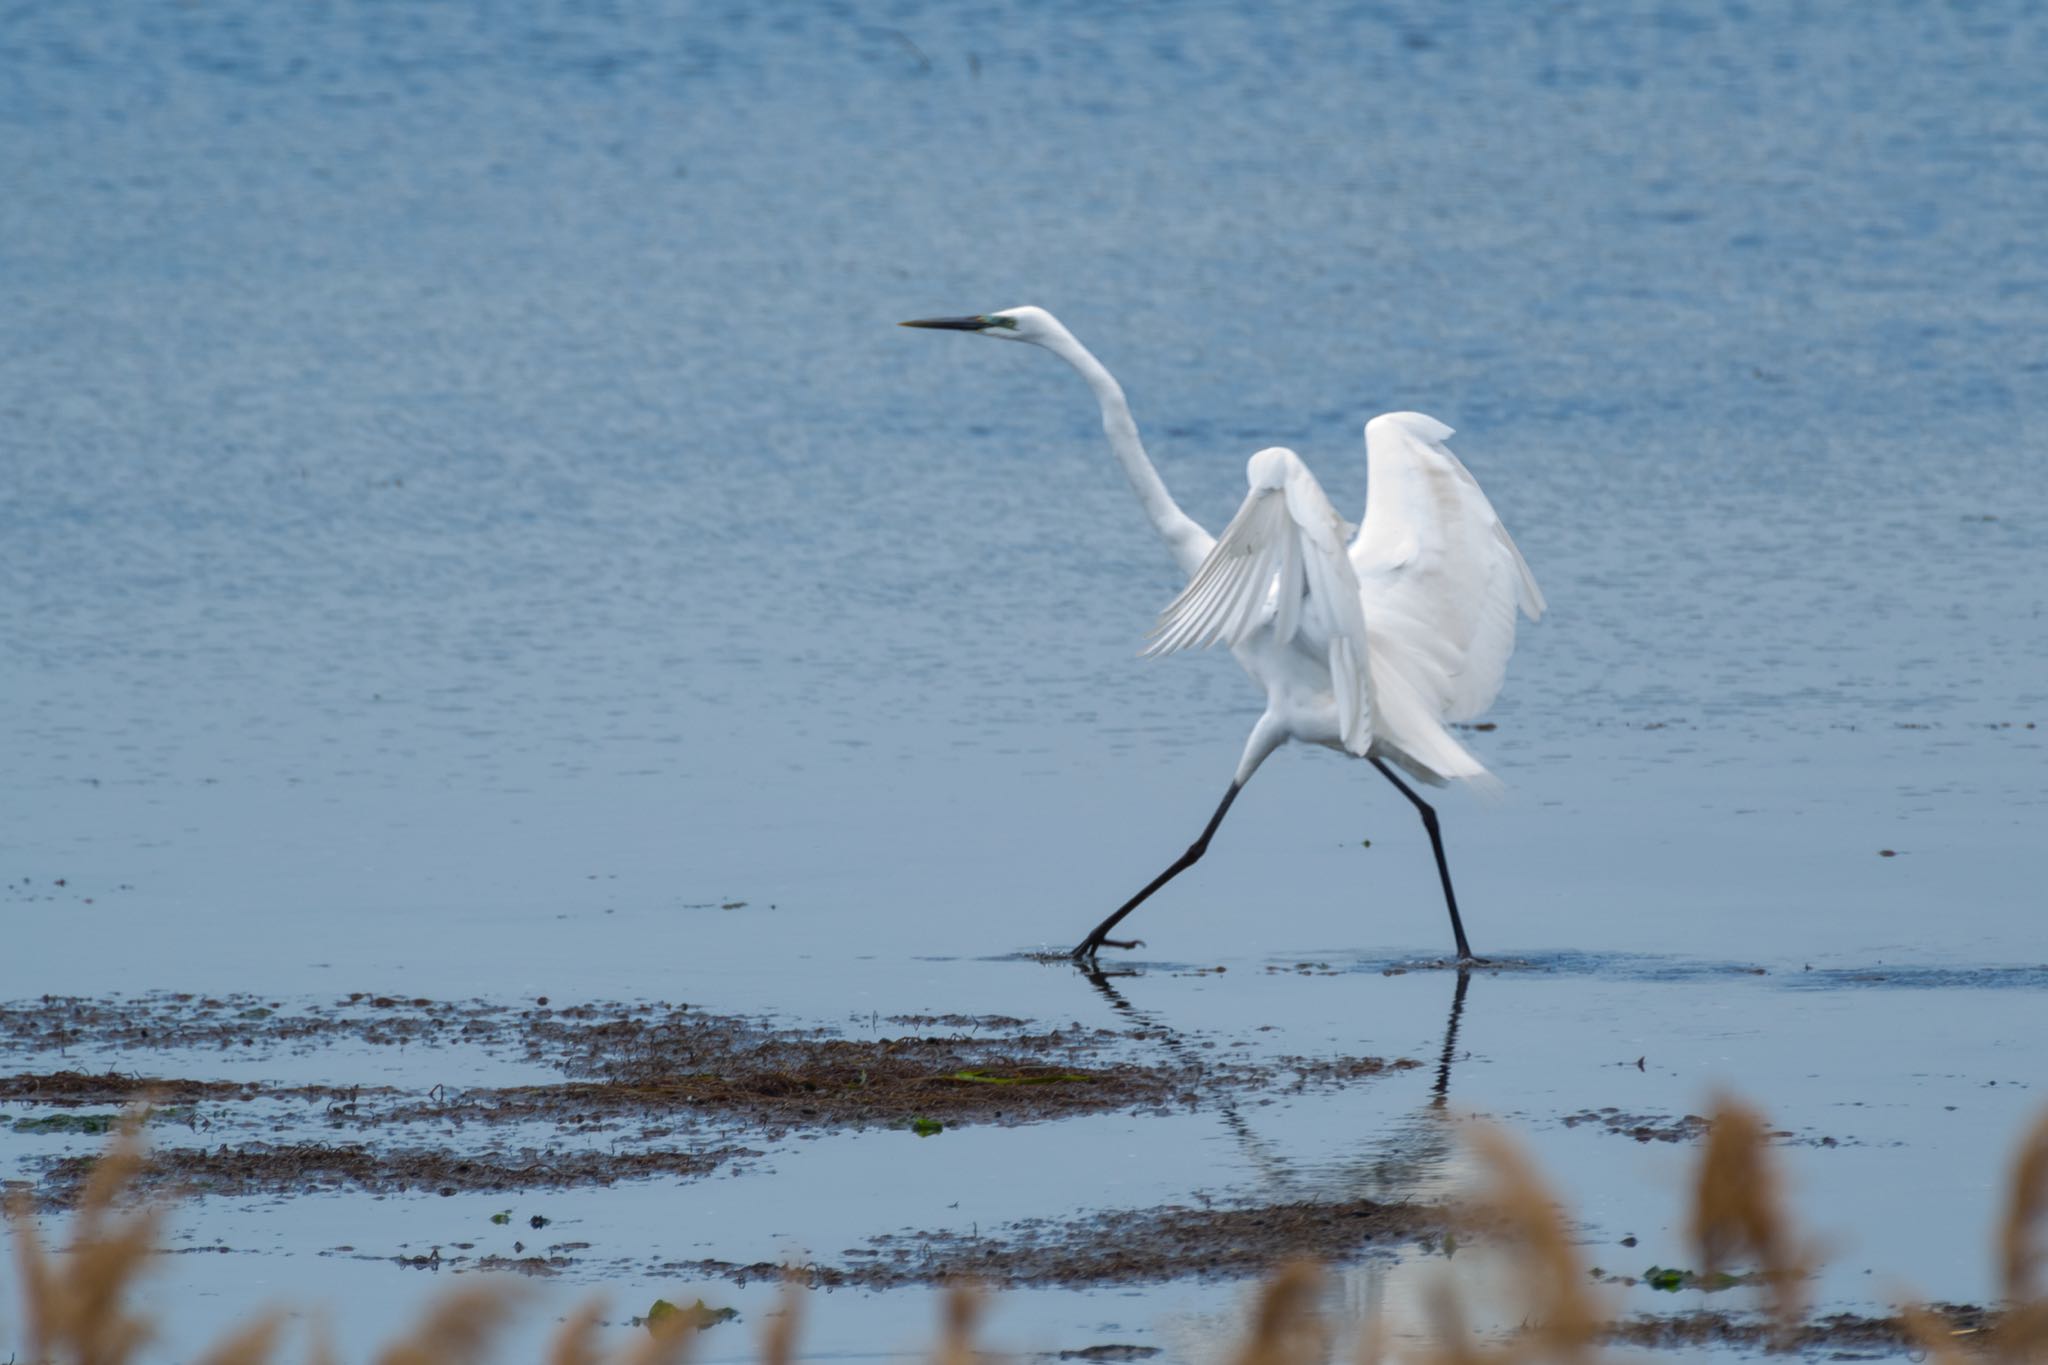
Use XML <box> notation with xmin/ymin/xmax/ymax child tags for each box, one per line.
<box><xmin>901</xmin><ymin>307</ymin><xmax>1545</xmax><ymax>963</ymax></box>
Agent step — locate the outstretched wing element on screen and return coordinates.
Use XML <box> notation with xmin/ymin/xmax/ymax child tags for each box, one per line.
<box><xmin>1349</xmin><ymin>413</ymin><xmax>1544</xmax><ymax>724</ymax></box>
<box><xmin>1145</xmin><ymin>447</ymin><xmax>1374</xmax><ymax>755</ymax></box>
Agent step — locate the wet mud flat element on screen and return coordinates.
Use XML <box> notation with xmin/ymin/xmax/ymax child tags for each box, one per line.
<box><xmin>668</xmin><ymin>1195</ymin><xmax>1448</xmax><ymax>1290</ymax></box>
<box><xmin>0</xmin><ymin>992</ymin><xmax>1418</xmax><ymax>1214</ymax></box>
<box><xmin>1605</xmin><ymin>1303</ymin><xmax>2010</xmax><ymax>1356</ymax></box>
<box><xmin>1558</xmin><ymin>1108</ymin><xmax>1851</xmax><ymax>1148</ymax></box>
<box><xmin>2</xmin><ymin>987</ymin><xmax>2022</xmax><ymax>1361</ymax></box>
<box><xmin>1</xmin><ymin>992</ymin><xmax>1475</xmax><ymax>1317</ymax></box>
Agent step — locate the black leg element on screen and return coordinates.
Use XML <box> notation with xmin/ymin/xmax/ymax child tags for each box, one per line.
<box><xmin>1369</xmin><ymin>759</ymin><xmax>1482</xmax><ymax>963</ymax></box>
<box><xmin>1072</xmin><ymin>781</ymin><xmax>1243</xmax><ymax>961</ymax></box>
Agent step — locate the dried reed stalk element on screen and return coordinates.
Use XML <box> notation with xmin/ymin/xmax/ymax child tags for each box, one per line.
<box><xmin>1414</xmin><ymin>1277</ymin><xmax>1489</xmax><ymax>1365</ymax></box>
<box><xmin>1900</xmin><ymin>1303</ymin><xmax>1976</xmax><ymax>1365</ymax></box>
<box><xmin>545</xmin><ymin>1299</ymin><xmax>608</xmax><ymax>1365</ymax></box>
<box><xmin>1689</xmin><ymin>1096</ymin><xmax>1808</xmax><ymax>1332</ymax></box>
<box><xmin>1983</xmin><ymin>1107</ymin><xmax>2048</xmax><ymax>1360</ymax></box>
<box><xmin>373</xmin><ymin>1283</ymin><xmax>520</xmax><ymax>1365</ymax></box>
<box><xmin>1448</xmin><ymin>1124</ymin><xmax>1602</xmax><ymax>1365</ymax></box>
<box><xmin>16</xmin><ymin>1097</ymin><xmax>2048</xmax><ymax>1365</ymax></box>
<box><xmin>192</xmin><ymin>1313</ymin><xmax>289</xmax><ymax>1365</ymax></box>
<box><xmin>929</xmin><ymin>1284</ymin><xmax>983</xmax><ymax>1365</ymax></box>
<box><xmin>759</xmin><ymin>1275</ymin><xmax>804</xmax><ymax>1365</ymax></box>
<box><xmin>2002</xmin><ymin>1109</ymin><xmax>2048</xmax><ymax>1302</ymax></box>
<box><xmin>1348</xmin><ymin>1294</ymin><xmax>1388</xmax><ymax>1365</ymax></box>
<box><xmin>6</xmin><ymin>1111</ymin><xmax>161</xmax><ymax>1365</ymax></box>
<box><xmin>1229</xmin><ymin>1260</ymin><xmax>1328</xmax><ymax>1365</ymax></box>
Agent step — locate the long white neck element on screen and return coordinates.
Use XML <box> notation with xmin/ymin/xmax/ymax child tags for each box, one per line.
<box><xmin>1037</xmin><ymin>323</ymin><xmax>1214</xmax><ymax>579</ymax></box>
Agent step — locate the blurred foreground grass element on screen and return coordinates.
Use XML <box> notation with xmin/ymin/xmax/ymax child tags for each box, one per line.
<box><xmin>6</xmin><ymin>1096</ymin><xmax>2045</xmax><ymax>1364</ymax></box>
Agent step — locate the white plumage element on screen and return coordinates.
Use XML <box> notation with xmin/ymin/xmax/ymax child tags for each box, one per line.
<box><xmin>1145</xmin><ymin>419</ymin><xmax>1542</xmax><ymax>793</ymax></box>
<box><xmin>1146</xmin><ymin>447</ymin><xmax>1376</xmax><ymax>758</ymax></box>
<box><xmin>1353</xmin><ymin>413</ymin><xmax>1546</xmax><ymax>725</ymax></box>
<box><xmin>901</xmin><ymin>306</ymin><xmax>1546</xmax><ymax>963</ymax></box>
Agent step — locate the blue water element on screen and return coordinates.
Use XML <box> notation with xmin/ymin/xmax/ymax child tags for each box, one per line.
<box><xmin>4</xmin><ymin>1</ymin><xmax>2046</xmax><ymax>1357</ymax></box>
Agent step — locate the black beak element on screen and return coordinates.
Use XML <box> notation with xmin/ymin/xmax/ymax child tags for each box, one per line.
<box><xmin>899</xmin><ymin>315</ymin><xmax>992</xmax><ymax>331</ymax></box>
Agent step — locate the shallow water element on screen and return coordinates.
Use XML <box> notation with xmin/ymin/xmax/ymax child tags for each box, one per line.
<box><xmin>4</xmin><ymin>0</ymin><xmax>2046</xmax><ymax>1358</ymax></box>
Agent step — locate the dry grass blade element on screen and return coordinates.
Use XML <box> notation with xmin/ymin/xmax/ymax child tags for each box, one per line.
<box><xmin>929</xmin><ymin>1283</ymin><xmax>983</xmax><ymax>1365</ymax></box>
<box><xmin>2002</xmin><ymin>1108</ymin><xmax>2048</xmax><ymax>1303</ymax></box>
<box><xmin>7</xmin><ymin>1188</ymin><xmax>57</xmax><ymax>1349</ymax></box>
<box><xmin>759</xmin><ymin>1276</ymin><xmax>805</xmax><ymax>1365</ymax></box>
<box><xmin>1900</xmin><ymin>1303</ymin><xmax>1975</xmax><ymax>1365</ymax></box>
<box><xmin>72</xmin><ymin>1121</ymin><xmax>151</xmax><ymax>1237</ymax></box>
<box><xmin>621</xmin><ymin>1297</ymin><xmax>700</xmax><ymax>1365</ymax></box>
<box><xmin>1462</xmin><ymin>1124</ymin><xmax>1601</xmax><ymax>1363</ymax></box>
<box><xmin>17</xmin><ymin>1092</ymin><xmax>2048</xmax><ymax>1365</ymax></box>
<box><xmin>1993</xmin><ymin>1302</ymin><xmax>2048</xmax><ymax>1362</ymax></box>
<box><xmin>1229</xmin><ymin>1259</ymin><xmax>1326</xmax><ymax>1365</ymax></box>
<box><xmin>304</xmin><ymin>1310</ymin><xmax>340</xmax><ymax>1365</ymax></box>
<box><xmin>59</xmin><ymin>1209</ymin><xmax>164</xmax><ymax>1365</ymax></box>
<box><xmin>545</xmin><ymin>1299</ymin><xmax>607</xmax><ymax>1365</ymax></box>
<box><xmin>1690</xmin><ymin>1096</ymin><xmax>1807</xmax><ymax>1332</ymax></box>
<box><xmin>373</xmin><ymin>1284</ymin><xmax>517</xmax><ymax>1365</ymax></box>
<box><xmin>192</xmin><ymin>1312</ymin><xmax>288</xmax><ymax>1365</ymax></box>
<box><xmin>7</xmin><ymin>1110</ymin><xmax>161</xmax><ymax>1365</ymax></box>
<box><xmin>1988</xmin><ymin>1108</ymin><xmax>2048</xmax><ymax>1361</ymax></box>
<box><xmin>1348</xmin><ymin>1300</ymin><xmax>1388</xmax><ymax>1365</ymax></box>
<box><xmin>1413</xmin><ymin>1278</ymin><xmax>1488</xmax><ymax>1365</ymax></box>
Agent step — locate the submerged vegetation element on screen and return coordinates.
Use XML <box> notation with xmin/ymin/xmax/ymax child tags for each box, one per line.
<box><xmin>6</xmin><ymin>1098</ymin><xmax>2046</xmax><ymax>1363</ymax></box>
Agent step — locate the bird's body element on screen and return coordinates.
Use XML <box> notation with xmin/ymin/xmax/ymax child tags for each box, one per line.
<box><xmin>1167</xmin><ymin>415</ymin><xmax>1545</xmax><ymax>792</ymax></box>
<box><xmin>901</xmin><ymin>306</ymin><xmax>1544</xmax><ymax>962</ymax></box>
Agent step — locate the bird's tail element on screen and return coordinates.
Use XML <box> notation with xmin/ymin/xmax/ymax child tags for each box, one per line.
<box><xmin>1369</xmin><ymin>647</ymin><xmax>1505</xmax><ymax>800</ymax></box>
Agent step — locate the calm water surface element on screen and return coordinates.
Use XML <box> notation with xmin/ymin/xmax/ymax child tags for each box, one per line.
<box><xmin>3</xmin><ymin>1</ymin><xmax>2045</xmax><ymax>1358</ymax></box>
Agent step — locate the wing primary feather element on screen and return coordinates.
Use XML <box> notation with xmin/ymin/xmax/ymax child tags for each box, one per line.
<box><xmin>1144</xmin><ymin>558</ymin><xmax>1237</xmax><ymax>654</ymax></box>
<box><xmin>1150</xmin><ymin>487</ymin><xmax>1297</xmax><ymax>655</ymax></box>
<box><xmin>1222</xmin><ymin>540</ymin><xmax>1276</xmax><ymax>642</ymax></box>
<box><xmin>1271</xmin><ymin>529</ymin><xmax>1303</xmax><ymax>645</ymax></box>
<box><xmin>1146</xmin><ymin>518</ymin><xmax>1264</xmax><ymax>653</ymax></box>
<box><xmin>1329</xmin><ymin>636</ymin><xmax>1369</xmax><ymax>753</ymax></box>
<box><xmin>1157</xmin><ymin>556</ymin><xmax>1247</xmax><ymax>652</ymax></box>
<box><xmin>1149</xmin><ymin>452</ymin><xmax>1379</xmax><ymax>764</ymax></box>
<box><xmin>1187</xmin><ymin>539</ymin><xmax>1261</xmax><ymax>648</ymax></box>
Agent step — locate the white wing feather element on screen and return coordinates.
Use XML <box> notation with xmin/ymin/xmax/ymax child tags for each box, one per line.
<box><xmin>1350</xmin><ymin>413</ymin><xmax>1544</xmax><ymax>726</ymax></box>
<box><xmin>1146</xmin><ymin>448</ymin><xmax>1375</xmax><ymax>755</ymax></box>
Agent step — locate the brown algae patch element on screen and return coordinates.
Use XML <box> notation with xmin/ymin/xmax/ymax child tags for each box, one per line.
<box><xmin>37</xmin><ymin>1140</ymin><xmax>755</xmax><ymax>1205</ymax></box>
<box><xmin>1560</xmin><ymin>1108</ymin><xmax>1851</xmax><ymax>1148</ymax></box>
<box><xmin>664</xmin><ymin>1194</ymin><xmax>1449</xmax><ymax>1289</ymax></box>
<box><xmin>2</xmin><ymin>1070</ymin><xmax>261</xmax><ymax>1105</ymax></box>
<box><xmin>1604</xmin><ymin>1303</ymin><xmax>2000</xmax><ymax>1354</ymax></box>
<box><xmin>1562</xmin><ymin>1109</ymin><xmax>1714</xmax><ymax>1144</ymax></box>
<box><xmin>1</xmin><ymin>994</ymin><xmax>1418</xmax><ymax>1207</ymax></box>
<box><xmin>1</xmin><ymin>1069</ymin><xmax>378</xmax><ymax>1108</ymax></box>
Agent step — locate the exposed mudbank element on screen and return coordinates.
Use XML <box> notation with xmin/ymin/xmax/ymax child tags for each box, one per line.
<box><xmin>1605</xmin><ymin>1302</ymin><xmax>2002</xmax><ymax>1354</ymax></box>
<box><xmin>37</xmin><ymin>1139</ymin><xmax>758</xmax><ymax>1205</ymax></box>
<box><xmin>659</xmin><ymin>1194</ymin><xmax>1449</xmax><ymax>1289</ymax></box>
<box><xmin>1</xmin><ymin>993</ymin><xmax>1418</xmax><ymax>1208</ymax></box>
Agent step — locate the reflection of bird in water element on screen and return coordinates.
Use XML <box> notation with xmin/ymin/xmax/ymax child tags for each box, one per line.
<box><xmin>904</xmin><ymin>307</ymin><xmax>1544</xmax><ymax>963</ymax></box>
<box><xmin>1082</xmin><ymin>965</ymin><xmax>1294</xmax><ymax>1189</ymax></box>
<box><xmin>1081</xmin><ymin>964</ymin><xmax>1478</xmax><ymax>1206</ymax></box>
<box><xmin>1083</xmin><ymin>965</ymin><xmax>1487</xmax><ymax>1364</ymax></box>
<box><xmin>1431</xmin><ymin>968</ymin><xmax>1473</xmax><ymax>1108</ymax></box>
<box><xmin>1334</xmin><ymin>968</ymin><xmax>1483</xmax><ymax>1346</ymax></box>
<box><xmin>1332</xmin><ymin>968</ymin><xmax>1474</xmax><ymax>1208</ymax></box>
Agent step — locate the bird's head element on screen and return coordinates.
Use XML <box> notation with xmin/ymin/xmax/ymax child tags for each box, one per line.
<box><xmin>899</xmin><ymin>305</ymin><xmax>1060</xmax><ymax>346</ymax></box>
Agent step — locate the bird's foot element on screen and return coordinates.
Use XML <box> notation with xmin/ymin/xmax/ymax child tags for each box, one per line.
<box><xmin>1071</xmin><ymin>936</ymin><xmax>1143</xmax><ymax>961</ymax></box>
<box><xmin>1453</xmin><ymin>953</ymin><xmax>1491</xmax><ymax>969</ymax></box>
